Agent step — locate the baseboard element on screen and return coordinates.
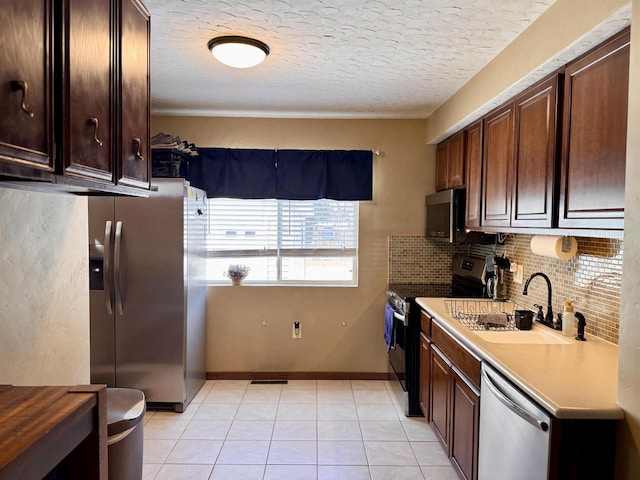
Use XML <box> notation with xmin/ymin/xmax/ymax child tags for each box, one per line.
<box><xmin>206</xmin><ymin>371</ymin><xmax>393</xmax><ymax>381</ymax></box>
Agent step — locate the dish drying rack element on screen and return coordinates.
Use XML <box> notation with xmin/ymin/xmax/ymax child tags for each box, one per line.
<box><xmin>444</xmin><ymin>299</ymin><xmax>520</xmax><ymax>331</ymax></box>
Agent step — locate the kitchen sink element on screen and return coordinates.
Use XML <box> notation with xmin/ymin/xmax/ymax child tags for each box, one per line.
<box><xmin>444</xmin><ymin>299</ymin><xmax>572</xmax><ymax>344</ymax></box>
<box><xmin>473</xmin><ymin>328</ymin><xmax>572</xmax><ymax>345</ymax></box>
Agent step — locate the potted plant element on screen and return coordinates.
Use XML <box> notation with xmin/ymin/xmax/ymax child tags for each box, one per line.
<box><xmin>224</xmin><ymin>264</ymin><xmax>250</xmax><ymax>286</ymax></box>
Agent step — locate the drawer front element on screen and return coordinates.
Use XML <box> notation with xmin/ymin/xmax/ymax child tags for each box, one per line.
<box><xmin>421</xmin><ymin>310</ymin><xmax>432</xmax><ymax>336</ymax></box>
<box><xmin>432</xmin><ymin>322</ymin><xmax>481</xmax><ymax>389</ymax></box>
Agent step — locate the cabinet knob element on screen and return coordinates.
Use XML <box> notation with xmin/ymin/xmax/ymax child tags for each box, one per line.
<box><xmin>133</xmin><ymin>137</ymin><xmax>144</xmax><ymax>161</ymax></box>
<box><xmin>11</xmin><ymin>80</ymin><xmax>34</xmax><ymax>118</ymax></box>
<box><xmin>88</xmin><ymin>117</ymin><xmax>103</xmax><ymax>147</ymax></box>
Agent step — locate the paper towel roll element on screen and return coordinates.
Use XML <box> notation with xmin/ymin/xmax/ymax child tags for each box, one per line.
<box><xmin>530</xmin><ymin>235</ymin><xmax>577</xmax><ymax>260</ymax></box>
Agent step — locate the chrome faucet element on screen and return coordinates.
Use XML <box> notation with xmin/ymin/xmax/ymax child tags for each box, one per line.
<box><xmin>522</xmin><ymin>272</ymin><xmax>554</xmax><ymax>326</ymax></box>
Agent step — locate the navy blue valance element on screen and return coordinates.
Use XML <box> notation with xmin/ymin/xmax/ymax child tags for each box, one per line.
<box><xmin>189</xmin><ymin>148</ymin><xmax>373</xmax><ymax>201</ymax></box>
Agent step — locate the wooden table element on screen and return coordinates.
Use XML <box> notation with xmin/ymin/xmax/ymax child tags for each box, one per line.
<box><xmin>0</xmin><ymin>385</ymin><xmax>107</xmax><ymax>480</ymax></box>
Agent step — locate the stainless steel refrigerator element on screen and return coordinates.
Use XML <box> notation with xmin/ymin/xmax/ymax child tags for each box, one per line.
<box><xmin>88</xmin><ymin>178</ymin><xmax>207</xmax><ymax>412</ymax></box>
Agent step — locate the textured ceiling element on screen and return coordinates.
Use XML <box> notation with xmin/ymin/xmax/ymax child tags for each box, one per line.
<box><xmin>146</xmin><ymin>0</ymin><xmax>560</xmax><ymax>118</ymax></box>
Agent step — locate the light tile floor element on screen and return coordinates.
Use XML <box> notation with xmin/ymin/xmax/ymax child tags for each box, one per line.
<box><xmin>142</xmin><ymin>379</ymin><xmax>459</xmax><ymax>480</ymax></box>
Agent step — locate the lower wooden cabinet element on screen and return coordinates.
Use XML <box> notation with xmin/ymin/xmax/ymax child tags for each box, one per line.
<box><xmin>426</xmin><ymin>320</ymin><xmax>480</xmax><ymax>480</ymax></box>
<box><xmin>430</xmin><ymin>345</ymin><xmax>451</xmax><ymax>450</ymax></box>
<box><xmin>419</xmin><ymin>332</ymin><xmax>431</xmax><ymax>419</ymax></box>
<box><xmin>450</xmin><ymin>367</ymin><xmax>480</xmax><ymax>480</ymax></box>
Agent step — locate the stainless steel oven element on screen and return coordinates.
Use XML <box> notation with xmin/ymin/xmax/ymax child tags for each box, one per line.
<box><xmin>386</xmin><ymin>284</ymin><xmax>450</xmax><ymax>416</ymax></box>
<box><xmin>387</xmin><ymin>293</ymin><xmax>410</xmax><ymax>393</ymax></box>
<box><xmin>387</xmin><ymin>254</ymin><xmax>487</xmax><ymax>416</ymax></box>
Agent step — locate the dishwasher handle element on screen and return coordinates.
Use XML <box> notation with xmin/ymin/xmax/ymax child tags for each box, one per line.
<box><xmin>482</xmin><ymin>368</ymin><xmax>549</xmax><ymax>432</ymax></box>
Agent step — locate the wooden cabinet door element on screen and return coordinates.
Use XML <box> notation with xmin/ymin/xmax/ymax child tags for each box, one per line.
<box><xmin>419</xmin><ymin>332</ymin><xmax>431</xmax><ymax>419</ymax></box>
<box><xmin>559</xmin><ymin>29</ymin><xmax>629</xmax><ymax>229</ymax></box>
<box><xmin>464</xmin><ymin>121</ymin><xmax>483</xmax><ymax>228</ymax></box>
<box><xmin>450</xmin><ymin>368</ymin><xmax>480</xmax><ymax>480</ymax></box>
<box><xmin>61</xmin><ymin>0</ymin><xmax>114</xmax><ymax>183</ymax></box>
<box><xmin>435</xmin><ymin>132</ymin><xmax>465</xmax><ymax>192</ymax></box>
<box><xmin>117</xmin><ymin>0</ymin><xmax>150</xmax><ymax>189</ymax></box>
<box><xmin>435</xmin><ymin>142</ymin><xmax>448</xmax><ymax>191</ymax></box>
<box><xmin>430</xmin><ymin>345</ymin><xmax>451</xmax><ymax>452</ymax></box>
<box><xmin>482</xmin><ymin>102</ymin><xmax>515</xmax><ymax>227</ymax></box>
<box><xmin>447</xmin><ymin>131</ymin><xmax>465</xmax><ymax>189</ymax></box>
<box><xmin>512</xmin><ymin>75</ymin><xmax>560</xmax><ymax>228</ymax></box>
<box><xmin>0</xmin><ymin>0</ymin><xmax>54</xmax><ymax>174</ymax></box>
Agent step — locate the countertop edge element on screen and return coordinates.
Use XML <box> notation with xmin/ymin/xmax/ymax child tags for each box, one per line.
<box><xmin>416</xmin><ymin>297</ymin><xmax>624</xmax><ymax>421</ymax></box>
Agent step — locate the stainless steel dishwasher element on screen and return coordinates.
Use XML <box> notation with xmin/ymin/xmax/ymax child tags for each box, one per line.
<box><xmin>478</xmin><ymin>363</ymin><xmax>551</xmax><ymax>480</ymax></box>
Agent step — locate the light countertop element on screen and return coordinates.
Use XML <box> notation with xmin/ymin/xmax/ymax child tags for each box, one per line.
<box><xmin>416</xmin><ymin>297</ymin><xmax>623</xmax><ymax>420</ymax></box>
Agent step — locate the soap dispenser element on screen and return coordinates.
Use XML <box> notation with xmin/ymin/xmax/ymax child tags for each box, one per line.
<box><xmin>562</xmin><ymin>300</ymin><xmax>576</xmax><ymax>337</ymax></box>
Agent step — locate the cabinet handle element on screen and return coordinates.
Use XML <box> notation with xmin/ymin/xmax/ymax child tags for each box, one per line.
<box><xmin>133</xmin><ymin>137</ymin><xmax>144</xmax><ymax>161</ymax></box>
<box><xmin>88</xmin><ymin>117</ymin><xmax>104</xmax><ymax>147</ymax></box>
<box><xmin>11</xmin><ymin>80</ymin><xmax>34</xmax><ymax>118</ymax></box>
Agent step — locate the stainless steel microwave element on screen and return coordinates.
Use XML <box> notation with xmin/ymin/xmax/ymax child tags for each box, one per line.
<box><xmin>425</xmin><ymin>189</ymin><xmax>495</xmax><ymax>244</ymax></box>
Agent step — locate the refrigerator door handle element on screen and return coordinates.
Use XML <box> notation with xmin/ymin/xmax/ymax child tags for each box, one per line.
<box><xmin>114</xmin><ymin>221</ymin><xmax>124</xmax><ymax>315</ymax></box>
<box><xmin>104</xmin><ymin>221</ymin><xmax>113</xmax><ymax>315</ymax></box>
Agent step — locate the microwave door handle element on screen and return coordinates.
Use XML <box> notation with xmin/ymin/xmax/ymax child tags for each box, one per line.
<box><xmin>103</xmin><ymin>221</ymin><xmax>113</xmax><ymax>315</ymax></box>
<box><xmin>114</xmin><ymin>221</ymin><xmax>123</xmax><ymax>315</ymax></box>
<box><xmin>482</xmin><ymin>368</ymin><xmax>549</xmax><ymax>432</ymax></box>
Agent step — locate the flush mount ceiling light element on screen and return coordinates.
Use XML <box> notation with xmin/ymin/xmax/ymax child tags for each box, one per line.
<box><xmin>207</xmin><ymin>36</ymin><xmax>270</xmax><ymax>68</ymax></box>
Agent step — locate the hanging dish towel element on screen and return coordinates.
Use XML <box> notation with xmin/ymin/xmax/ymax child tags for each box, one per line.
<box><xmin>384</xmin><ymin>303</ymin><xmax>396</xmax><ymax>351</ymax></box>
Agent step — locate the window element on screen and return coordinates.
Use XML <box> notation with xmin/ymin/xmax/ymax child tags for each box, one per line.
<box><xmin>206</xmin><ymin>198</ymin><xmax>359</xmax><ymax>285</ymax></box>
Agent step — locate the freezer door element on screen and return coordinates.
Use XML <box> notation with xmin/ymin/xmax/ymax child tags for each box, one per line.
<box><xmin>88</xmin><ymin>197</ymin><xmax>116</xmax><ymax>387</ymax></box>
<box><xmin>113</xmin><ymin>180</ymin><xmax>187</xmax><ymax>403</ymax></box>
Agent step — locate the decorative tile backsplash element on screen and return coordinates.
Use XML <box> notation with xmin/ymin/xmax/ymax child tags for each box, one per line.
<box><xmin>389</xmin><ymin>234</ymin><xmax>622</xmax><ymax>344</ymax></box>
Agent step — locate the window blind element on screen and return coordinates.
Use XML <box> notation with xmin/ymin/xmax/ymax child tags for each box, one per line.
<box><xmin>206</xmin><ymin>198</ymin><xmax>358</xmax><ymax>284</ymax></box>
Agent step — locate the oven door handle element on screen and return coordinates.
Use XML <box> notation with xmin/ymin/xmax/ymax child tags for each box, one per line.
<box><xmin>393</xmin><ymin>310</ymin><xmax>408</xmax><ymax>326</ymax></box>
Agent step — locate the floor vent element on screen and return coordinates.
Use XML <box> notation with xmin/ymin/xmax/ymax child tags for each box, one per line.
<box><xmin>250</xmin><ymin>380</ymin><xmax>288</xmax><ymax>385</ymax></box>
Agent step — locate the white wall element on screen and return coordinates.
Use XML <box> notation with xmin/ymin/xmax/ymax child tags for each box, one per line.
<box><xmin>0</xmin><ymin>189</ymin><xmax>89</xmax><ymax>385</ymax></box>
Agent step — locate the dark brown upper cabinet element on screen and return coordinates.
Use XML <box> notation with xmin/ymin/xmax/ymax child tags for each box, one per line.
<box><xmin>435</xmin><ymin>142</ymin><xmax>449</xmax><ymax>192</ymax></box>
<box><xmin>0</xmin><ymin>0</ymin><xmax>55</xmax><ymax>179</ymax></box>
<box><xmin>117</xmin><ymin>0</ymin><xmax>151</xmax><ymax>190</ymax></box>
<box><xmin>481</xmin><ymin>73</ymin><xmax>561</xmax><ymax>230</ymax></box>
<box><xmin>511</xmin><ymin>74</ymin><xmax>561</xmax><ymax>228</ymax></box>
<box><xmin>559</xmin><ymin>29</ymin><xmax>629</xmax><ymax>230</ymax></box>
<box><xmin>435</xmin><ymin>130</ymin><xmax>465</xmax><ymax>191</ymax></box>
<box><xmin>0</xmin><ymin>0</ymin><xmax>150</xmax><ymax>195</ymax></box>
<box><xmin>481</xmin><ymin>102</ymin><xmax>515</xmax><ymax>228</ymax></box>
<box><xmin>464</xmin><ymin>120</ymin><xmax>483</xmax><ymax>228</ymax></box>
<box><xmin>60</xmin><ymin>0</ymin><xmax>115</xmax><ymax>183</ymax></box>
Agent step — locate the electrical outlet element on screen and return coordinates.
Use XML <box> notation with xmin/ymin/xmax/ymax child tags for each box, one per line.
<box><xmin>514</xmin><ymin>265</ymin><xmax>524</xmax><ymax>284</ymax></box>
<box><xmin>292</xmin><ymin>321</ymin><xmax>302</xmax><ymax>339</ymax></box>
<box><xmin>509</xmin><ymin>262</ymin><xmax>518</xmax><ymax>273</ymax></box>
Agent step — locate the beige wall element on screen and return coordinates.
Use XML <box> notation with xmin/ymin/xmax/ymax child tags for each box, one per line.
<box><xmin>152</xmin><ymin>116</ymin><xmax>432</xmax><ymax>373</ymax></box>
<box><xmin>0</xmin><ymin>189</ymin><xmax>89</xmax><ymax>385</ymax></box>
<box><xmin>425</xmin><ymin>0</ymin><xmax>630</xmax><ymax>143</ymax></box>
<box><xmin>618</xmin><ymin>0</ymin><xmax>640</xmax><ymax>475</ymax></box>
<box><xmin>421</xmin><ymin>0</ymin><xmax>639</xmax><ymax>473</ymax></box>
